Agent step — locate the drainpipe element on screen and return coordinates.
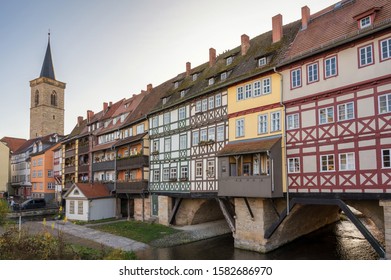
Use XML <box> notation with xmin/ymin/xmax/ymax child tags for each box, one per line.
<box><xmin>274</xmin><ymin>67</ymin><xmax>290</xmax><ymax>215</ymax></box>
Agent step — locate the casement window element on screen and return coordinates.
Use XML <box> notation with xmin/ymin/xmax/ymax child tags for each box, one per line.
<box><xmin>208</xmin><ymin>78</ymin><xmax>215</xmax><ymax>85</ymax></box>
<box><xmin>153</xmin><ymin>170</ymin><xmax>160</xmax><ymax>181</ymax></box>
<box><xmin>321</xmin><ymin>155</ymin><xmax>335</xmax><ymax>172</ymax></box>
<box><xmin>180</xmin><ymin>166</ymin><xmax>188</xmax><ymax>179</ymax></box>
<box><xmin>236</xmin><ymin>119</ymin><xmax>245</xmax><ymax>137</ymax></box>
<box><xmin>163</xmin><ymin>168</ymin><xmax>170</xmax><ymax>181</ymax></box>
<box><xmin>208</xmin><ymin>96</ymin><xmax>214</xmax><ymax>110</ymax></box>
<box><xmin>359</xmin><ymin>45</ymin><xmax>373</xmax><ymax>67</ymax></box>
<box><xmin>202</xmin><ymin>99</ymin><xmax>208</xmax><ymax>112</ymax></box>
<box><xmin>287</xmin><ymin>113</ymin><xmax>299</xmax><ymax>130</ymax></box>
<box><xmin>338</xmin><ymin>102</ymin><xmax>354</xmax><ymax>121</ymax></box>
<box><xmin>163</xmin><ymin>112</ymin><xmax>170</xmax><ymax>125</ymax></box>
<box><xmin>360</xmin><ymin>16</ymin><xmax>371</xmax><ymax>29</ymax></box>
<box><xmin>221</xmin><ymin>72</ymin><xmax>227</xmax><ymax>81</ymax></box>
<box><xmin>170</xmin><ymin>168</ymin><xmax>177</xmax><ymax>180</ymax></box>
<box><xmin>179</xmin><ymin>134</ymin><xmax>187</xmax><ymax>150</ymax></box>
<box><xmin>69</xmin><ymin>201</ymin><xmax>75</xmax><ymax>214</ymax></box>
<box><xmin>382</xmin><ymin>149</ymin><xmax>391</xmax><ymax>168</ymax></box>
<box><xmin>339</xmin><ymin>153</ymin><xmax>355</xmax><ymax>171</ymax></box>
<box><xmin>164</xmin><ymin>137</ymin><xmax>171</xmax><ymax>152</ymax></box>
<box><xmin>226</xmin><ymin>56</ymin><xmax>233</xmax><ymax>66</ymax></box>
<box><xmin>245</xmin><ymin>84</ymin><xmax>252</xmax><ymax>99</ymax></box>
<box><xmin>196</xmin><ymin>162</ymin><xmax>203</xmax><ymax>177</ymax></box>
<box><xmin>152</xmin><ymin>140</ymin><xmax>159</xmax><ymax>152</ymax></box>
<box><xmin>243</xmin><ymin>163</ymin><xmax>251</xmax><ymax>176</ymax></box>
<box><xmin>200</xmin><ymin>129</ymin><xmax>207</xmax><ymax>142</ymax></box>
<box><xmin>152</xmin><ymin>116</ymin><xmax>158</xmax><ymax>128</ymax></box>
<box><xmin>215</xmin><ymin>94</ymin><xmax>222</xmax><ymax>107</ymax></box>
<box><xmin>208</xmin><ymin>127</ymin><xmax>215</xmax><ymax>141</ymax></box>
<box><xmin>288</xmin><ymin>158</ymin><xmax>300</xmax><ymax>173</ymax></box>
<box><xmin>291</xmin><ymin>68</ymin><xmax>301</xmax><ymax>89</ymax></box>
<box><xmin>178</xmin><ymin>107</ymin><xmax>186</xmax><ymax>120</ymax></box>
<box><xmin>237</xmin><ymin>86</ymin><xmax>244</xmax><ymax>101</ymax></box>
<box><xmin>77</xmin><ymin>201</ymin><xmax>83</xmax><ymax>215</ymax></box>
<box><xmin>207</xmin><ymin>160</ymin><xmax>215</xmax><ymax>177</ymax></box>
<box><xmin>254</xmin><ymin>81</ymin><xmax>261</xmax><ymax>97</ymax></box>
<box><xmin>307</xmin><ymin>63</ymin><xmax>319</xmax><ymax>83</ymax></box>
<box><xmin>271</xmin><ymin>112</ymin><xmax>281</xmax><ymax>132</ymax></box>
<box><xmin>174</xmin><ymin>81</ymin><xmax>179</xmax><ymax>89</ymax></box>
<box><xmin>180</xmin><ymin>90</ymin><xmax>185</xmax><ymax>98</ymax></box>
<box><xmin>379</xmin><ymin>93</ymin><xmax>391</xmax><ymax>114</ymax></box>
<box><xmin>192</xmin><ymin>131</ymin><xmax>199</xmax><ymax>145</ymax></box>
<box><xmin>136</xmin><ymin>123</ymin><xmax>144</xmax><ymax>134</ymax></box>
<box><xmin>48</xmin><ymin>170</ymin><xmax>53</xmax><ymax>177</ymax></box>
<box><xmin>217</xmin><ymin>125</ymin><xmax>224</xmax><ymax>141</ymax></box>
<box><xmin>195</xmin><ymin>101</ymin><xmax>202</xmax><ymax>112</ymax></box>
<box><xmin>192</xmin><ymin>73</ymin><xmax>198</xmax><ymax>81</ymax></box>
<box><xmin>380</xmin><ymin>38</ymin><xmax>391</xmax><ymax>61</ymax></box>
<box><xmin>258</xmin><ymin>114</ymin><xmax>268</xmax><ymax>134</ymax></box>
<box><xmin>324</xmin><ymin>56</ymin><xmax>337</xmax><ymax>78</ymax></box>
<box><xmin>263</xmin><ymin>78</ymin><xmax>271</xmax><ymax>94</ymax></box>
<box><xmin>319</xmin><ymin>107</ymin><xmax>334</xmax><ymax>124</ymax></box>
<box><xmin>258</xmin><ymin>57</ymin><xmax>266</xmax><ymax>67</ymax></box>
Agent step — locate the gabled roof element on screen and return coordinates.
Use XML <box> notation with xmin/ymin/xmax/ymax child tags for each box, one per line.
<box><xmin>0</xmin><ymin>137</ymin><xmax>27</xmax><ymax>153</ymax></box>
<box><xmin>217</xmin><ymin>136</ymin><xmax>281</xmax><ymax>157</ymax></box>
<box><xmin>63</xmin><ymin>183</ymin><xmax>112</xmax><ymax>199</ymax></box>
<box><xmin>39</xmin><ymin>36</ymin><xmax>56</xmax><ymax>80</ymax></box>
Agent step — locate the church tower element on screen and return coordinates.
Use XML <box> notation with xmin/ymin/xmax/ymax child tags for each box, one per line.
<box><xmin>30</xmin><ymin>34</ymin><xmax>66</xmax><ymax>139</ymax></box>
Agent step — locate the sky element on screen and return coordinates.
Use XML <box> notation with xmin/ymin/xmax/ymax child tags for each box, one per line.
<box><xmin>0</xmin><ymin>0</ymin><xmax>339</xmax><ymax>140</ymax></box>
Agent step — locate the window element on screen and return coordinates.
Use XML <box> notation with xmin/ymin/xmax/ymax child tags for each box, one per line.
<box><xmin>163</xmin><ymin>112</ymin><xmax>170</xmax><ymax>125</ymax></box>
<box><xmin>152</xmin><ymin>116</ymin><xmax>158</xmax><ymax>128</ymax></box>
<box><xmin>192</xmin><ymin>73</ymin><xmax>198</xmax><ymax>81</ymax></box>
<box><xmin>180</xmin><ymin>166</ymin><xmax>188</xmax><ymax>179</ymax></box>
<box><xmin>152</xmin><ymin>140</ymin><xmax>159</xmax><ymax>152</ymax></box>
<box><xmin>163</xmin><ymin>168</ymin><xmax>170</xmax><ymax>181</ymax></box>
<box><xmin>359</xmin><ymin>45</ymin><xmax>373</xmax><ymax>67</ymax></box>
<box><xmin>69</xmin><ymin>201</ymin><xmax>75</xmax><ymax>214</ymax></box>
<box><xmin>179</xmin><ymin>134</ymin><xmax>187</xmax><ymax>150</ymax></box>
<box><xmin>208</xmin><ymin>127</ymin><xmax>215</xmax><ymax>141</ymax></box>
<box><xmin>178</xmin><ymin>107</ymin><xmax>186</xmax><ymax>120</ymax></box>
<box><xmin>339</xmin><ymin>153</ymin><xmax>355</xmax><ymax>171</ymax></box>
<box><xmin>207</xmin><ymin>161</ymin><xmax>215</xmax><ymax>177</ymax></box>
<box><xmin>243</xmin><ymin>163</ymin><xmax>251</xmax><ymax>176</ymax></box>
<box><xmin>180</xmin><ymin>90</ymin><xmax>185</xmax><ymax>98</ymax></box>
<box><xmin>215</xmin><ymin>93</ymin><xmax>222</xmax><ymax>107</ymax></box>
<box><xmin>307</xmin><ymin>63</ymin><xmax>319</xmax><ymax>83</ymax></box>
<box><xmin>291</xmin><ymin>68</ymin><xmax>301</xmax><ymax>88</ymax></box>
<box><xmin>338</xmin><ymin>102</ymin><xmax>354</xmax><ymax>121</ymax></box>
<box><xmin>202</xmin><ymin>99</ymin><xmax>208</xmax><ymax>112</ymax></box>
<box><xmin>174</xmin><ymin>81</ymin><xmax>179</xmax><ymax>89</ymax></box>
<box><xmin>258</xmin><ymin>114</ymin><xmax>268</xmax><ymax>134</ymax></box>
<box><xmin>382</xmin><ymin>149</ymin><xmax>391</xmax><ymax>168</ymax></box>
<box><xmin>271</xmin><ymin>112</ymin><xmax>281</xmax><ymax>132</ymax></box>
<box><xmin>379</xmin><ymin>93</ymin><xmax>391</xmax><ymax>114</ymax></box>
<box><xmin>208</xmin><ymin>78</ymin><xmax>215</xmax><ymax>85</ymax></box>
<box><xmin>237</xmin><ymin>86</ymin><xmax>244</xmax><ymax>101</ymax></box>
<box><xmin>35</xmin><ymin>90</ymin><xmax>39</xmax><ymax>106</ymax></box>
<box><xmin>258</xmin><ymin>57</ymin><xmax>266</xmax><ymax>67</ymax></box>
<box><xmin>77</xmin><ymin>201</ymin><xmax>83</xmax><ymax>215</ymax></box>
<box><xmin>48</xmin><ymin>170</ymin><xmax>53</xmax><ymax>177</ymax></box>
<box><xmin>51</xmin><ymin>91</ymin><xmax>57</xmax><ymax>106</ymax></box>
<box><xmin>287</xmin><ymin>114</ymin><xmax>299</xmax><ymax>130</ymax></box>
<box><xmin>288</xmin><ymin>158</ymin><xmax>300</xmax><ymax>173</ymax></box>
<box><xmin>136</xmin><ymin>123</ymin><xmax>145</xmax><ymax>134</ymax></box>
<box><xmin>321</xmin><ymin>155</ymin><xmax>335</xmax><ymax>171</ymax></box>
<box><xmin>380</xmin><ymin>38</ymin><xmax>391</xmax><ymax>61</ymax></box>
<box><xmin>236</xmin><ymin>119</ymin><xmax>244</xmax><ymax>137</ymax></box>
<box><xmin>170</xmin><ymin>168</ymin><xmax>177</xmax><ymax>180</ymax></box>
<box><xmin>221</xmin><ymin>72</ymin><xmax>227</xmax><ymax>81</ymax></box>
<box><xmin>319</xmin><ymin>107</ymin><xmax>334</xmax><ymax>124</ymax></box>
<box><xmin>196</xmin><ymin>162</ymin><xmax>203</xmax><ymax>177</ymax></box>
<box><xmin>192</xmin><ymin>131</ymin><xmax>199</xmax><ymax>145</ymax></box>
<box><xmin>254</xmin><ymin>81</ymin><xmax>261</xmax><ymax>97</ymax></box>
<box><xmin>153</xmin><ymin>170</ymin><xmax>160</xmax><ymax>181</ymax></box>
<box><xmin>208</xmin><ymin>96</ymin><xmax>214</xmax><ymax>109</ymax></box>
<box><xmin>324</xmin><ymin>56</ymin><xmax>337</xmax><ymax>78</ymax></box>
<box><xmin>200</xmin><ymin>129</ymin><xmax>207</xmax><ymax>142</ymax></box>
<box><xmin>360</xmin><ymin>16</ymin><xmax>371</xmax><ymax>28</ymax></box>
<box><xmin>245</xmin><ymin>84</ymin><xmax>252</xmax><ymax>99</ymax></box>
<box><xmin>164</xmin><ymin>138</ymin><xmax>171</xmax><ymax>152</ymax></box>
<box><xmin>195</xmin><ymin>101</ymin><xmax>201</xmax><ymax>112</ymax></box>
<box><xmin>226</xmin><ymin>56</ymin><xmax>233</xmax><ymax>65</ymax></box>
<box><xmin>217</xmin><ymin>125</ymin><xmax>224</xmax><ymax>141</ymax></box>
<box><xmin>263</xmin><ymin>78</ymin><xmax>271</xmax><ymax>94</ymax></box>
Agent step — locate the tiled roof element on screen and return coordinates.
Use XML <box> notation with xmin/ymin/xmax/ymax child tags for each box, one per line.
<box><xmin>0</xmin><ymin>137</ymin><xmax>27</xmax><ymax>153</ymax></box>
<box><xmin>284</xmin><ymin>0</ymin><xmax>391</xmax><ymax>62</ymax></box>
<box><xmin>217</xmin><ymin>136</ymin><xmax>281</xmax><ymax>157</ymax></box>
<box><xmin>65</xmin><ymin>183</ymin><xmax>111</xmax><ymax>199</ymax></box>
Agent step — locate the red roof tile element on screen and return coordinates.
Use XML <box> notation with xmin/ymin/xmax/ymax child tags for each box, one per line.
<box><xmin>1</xmin><ymin>137</ymin><xmax>27</xmax><ymax>153</ymax></box>
<box><xmin>70</xmin><ymin>183</ymin><xmax>111</xmax><ymax>199</ymax></box>
<box><xmin>218</xmin><ymin>137</ymin><xmax>281</xmax><ymax>157</ymax></box>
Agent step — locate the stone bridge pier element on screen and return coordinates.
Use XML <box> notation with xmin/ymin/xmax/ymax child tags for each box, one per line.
<box><xmin>380</xmin><ymin>200</ymin><xmax>391</xmax><ymax>259</ymax></box>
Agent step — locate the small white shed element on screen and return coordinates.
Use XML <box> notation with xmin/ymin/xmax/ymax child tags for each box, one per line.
<box><xmin>63</xmin><ymin>183</ymin><xmax>116</xmax><ymax>221</ymax></box>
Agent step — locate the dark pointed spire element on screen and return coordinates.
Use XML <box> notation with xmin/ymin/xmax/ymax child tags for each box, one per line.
<box><xmin>39</xmin><ymin>31</ymin><xmax>56</xmax><ymax>80</ymax></box>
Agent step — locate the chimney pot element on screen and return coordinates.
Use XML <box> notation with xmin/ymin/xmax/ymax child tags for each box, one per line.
<box><xmin>272</xmin><ymin>14</ymin><xmax>283</xmax><ymax>43</ymax></box>
<box><xmin>109</xmin><ymin>101</ymin><xmax>112</xmax><ymax>107</ymax></box>
<box><xmin>103</xmin><ymin>102</ymin><xmax>108</xmax><ymax>111</ymax></box>
<box><xmin>87</xmin><ymin>110</ymin><xmax>94</xmax><ymax>122</ymax></box>
<box><xmin>186</xmin><ymin>62</ymin><xmax>191</xmax><ymax>76</ymax></box>
<box><xmin>209</xmin><ymin>48</ymin><xmax>216</xmax><ymax>67</ymax></box>
<box><xmin>241</xmin><ymin>34</ymin><xmax>250</xmax><ymax>55</ymax></box>
<box><xmin>147</xmin><ymin>83</ymin><xmax>153</xmax><ymax>92</ymax></box>
<box><xmin>77</xmin><ymin>116</ymin><xmax>83</xmax><ymax>126</ymax></box>
<box><xmin>301</xmin><ymin>6</ymin><xmax>310</xmax><ymax>30</ymax></box>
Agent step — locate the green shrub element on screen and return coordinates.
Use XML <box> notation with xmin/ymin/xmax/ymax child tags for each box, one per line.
<box><xmin>0</xmin><ymin>199</ymin><xmax>9</xmax><ymax>225</ymax></box>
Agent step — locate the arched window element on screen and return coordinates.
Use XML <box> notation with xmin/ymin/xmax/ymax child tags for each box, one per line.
<box><xmin>51</xmin><ymin>91</ymin><xmax>57</xmax><ymax>106</ymax></box>
<box><xmin>35</xmin><ymin>90</ymin><xmax>39</xmax><ymax>106</ymax></box>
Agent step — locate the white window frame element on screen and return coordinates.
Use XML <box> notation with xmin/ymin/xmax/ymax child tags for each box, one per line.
<box><xmin>291</xmin><ymin>68</ymin><xmax>301</xmax><ymax>88</ymax></box>
<box><xmin>163</xmin><ymin>112</ymin><xmax>170</xmax><ymax>125</ymax></box>
<box><xmin>379</xmin><ymin>93</ymin><xmax>391</xmax><ymax>114</ymax></box>
<box><xmin>208</xmin><ymin>96</ymin><xmax>214</xmax><ymax>110</ymax></box>
<box><xmin>217</xmin><ymin>125</ymin><xmax>224</xmax><ymax>141</ymax></box>
<box><xmin>136</xmin><ymin>123</ymin><xmax>144</xmax><ymax>134</ymax></box>
<box><xmin>324</xmin><ymin>56</ymin><xmax>337</xmax><ymax>78</ymax></box>
<box><xmin>380</xmin><ymin>38</ymin><xmax>391</xmax><ymax>61</ymax></box>
<box><xmin>196</xmin><ymin>162</ymin><xmax>203</xmax><ymax>177</ymax></box>
<box><xmin>287</xmin><ymin>113</ymin><xmax>299</xmax><ymax>130</ymax></box>
<box><xmin>200</xmin><ymin>129</ymin><xmax>207</xmax><ymax>142</ymax></box>
<box><xmin>226</xmin><ymin>56</ymin><xmax>233</xmax><ymax>66</ymax></box>
<box><xmin>221</xmin><ymin>72</ymin><xmax>227</xmax><ymax>81</ymax></box>
<box><xmin>382</xmin><ymin>149</ymin><xmax>391</xmax><ymax>168</ymax></box>
<box><xmin>192</xmin><ymin>131</ymin><xmax>199</xmax><ymax>145</ymax></box>
<box><xmin>262</xmin><ymin>78</ymin><xmax>271</xmax><ymax>94</ymax></box>
<box><xmin>237</xmin><ymin>86</ymin><xmax>244</xmax><ymax>101</ymax></box>
<box><xmin>359</xmin><ymin>44</ymin><xmax>373</xmax><ymax>67</ymax></box>
<box><xmin>170</xmin><ymin>167</ymin><xmax>177</xmax><ymax>180</ymax></box>
<box><xmin>153</xmin><ymin>170</ymin><xmax>160</xmax><ymax>181</ymax></box>
<box><xmin>180</xmin><ymin>166</ymin><xmax>188</xmax><ymax>179</ymax></box>
<box><xmin>307</xmin><ymin>62</ymin><xmax>319</xmax><ymax>83</ymax></box>
<box><xmin>271</xmin><ymin>112</ymin><xmax>281</xmax><ymax>132</ymax></box>
<box><xmin>236</xmin><ymin>119</ymin><xmax>244</xmax><ymax>138</ymax></box>
<box><xmin>288</xmin><ymin>158</ymin><xmax>300</xmax><ymax>173</ymax></box>
<box><xmin>207</xmin><ymin>160</ymin><xmax>215</xmax><ymax>177</ymax></box>
<box><xmin>178</xmin><ymin>107</ymin><xmax>186</xmax><ymax>120</ymax></box>
<box><xmin>163</xmin><ymin>168</ymin><xmax>170</xmax><ymax>181</ymax></box>
<box><xmin>195</xmin><ymin>101</ymin><xmax>202</xmax><ymax>112</ymax></box>
<box><xmin>339</xmin><ymin>153</ymin><xmax>355</xmax><ymax>171</ymax></box>
<box><xmin>245</xmin><ymin>84</ymin><xmax>252</xmax><ymax>99</ymax></box>
<box><xmin>338</xmin><ymin>102</ymin><xmax>354</xmax><ymax>121</ymax></box>
<box><xmin>360</xmin><ymin>16</ymin><xmax>371</xmax><ymax>29</ymax></box>
<box><xmin>258</xmin><ymin>114</ymin><xmax>268</xmax><ymax>134</ymax></box>
<box><xmin>319</xmin><ymin>107</ymin><xmax>334</xmax><ymax>124</ymax></box>
<box><xmin>202</xmin><ymin>99</ymin><xmax>208</xmax><ymax>112</ymax></box>
<box><xmin>179</xmin><ymin>134</ymin><xmax>187</xmax><ymax>150</ymax></box>
<box><xmin>253</xmin><ymin>81</ymin><xmax>261</xmax><ymax>97</ymax></box>
<box><xmin>258</xmin><ymin>57</ymin><xmax>266</xmax><ymax>67</ymax></box>
<box><xmin>208</xmin><ymin>127</ymin><xmax>215</xmax><ymax>141</ymax></box>
<box><xmin>208</xmin><ymin>78</ymin><xmax>214</xmax><ymax>85</ymax></box>
<box><xmin>215</xmin><ymin>93</ymin><xmax>222</xmax><ymax>107</ymax></box>
<box><xmin>321</xmin><ymin>154</ymin><xmax>335</xmax><ymax>172</ymax></box>
<box><xmin>164</xmin><ymin>137</ymin><xmax>171</xmax><ymax>153</ymax></box>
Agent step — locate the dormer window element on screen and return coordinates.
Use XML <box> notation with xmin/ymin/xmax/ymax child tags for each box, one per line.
<box><xmin>360</xmin><ymin>16</ymin><xmax>371</xmax><ymax>28</ymax></box>
<box><xmin>180</xmin><ymin>90</ymin><xmax>186</xmax><ymax>98</ymax></box>
<box><xmin>353</xmin><ymin>7</ymin><xmax>381</xmax><ymax>30</ymax></box>
<box><xmin>162</xmin><ymin>98</ymin><xmax>167</xmax><ymax>105</ymax></box>
<box><xmin>192</xmin><ymin>73</ymin><xmax>198</xmax><ymax>81</ymax></box>
<box><xmin>208</xmin><ymin>78</ymin><xmax>215</xmax><ymax>86</ymax></box>
<box><xmin>226</xmin><ymin>57</ymin><xmax>233</xmax><ymax>66</ymax></box>
<box><xmin>174</xmin><ymin>81</ymin><xmax>179</xmax><ymax>89</ymax></box>
<box><xmin>221</xmin><ymin>72</ymin><xmax>227</xmax><ymax>81</ymax></box>
<box><xmin>258</xmin><ymin>57</ymin><xmax>267</xmax><ymax>67</ymax></box>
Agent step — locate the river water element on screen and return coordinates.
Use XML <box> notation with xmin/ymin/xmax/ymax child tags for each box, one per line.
<box><xmin>136</xmin><ymin>217</ymin><xmax>383</xmax><ymax>260</ymax></box>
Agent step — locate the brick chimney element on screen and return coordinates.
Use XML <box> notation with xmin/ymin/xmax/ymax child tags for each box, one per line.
<box><xmin>272</xmin><ymin>14</ymin><xmax>283</xmax><ymax>43</ymax></box>
<box><xmin>209</xmin><ymin>48</ymin><xmax>216</xmax><ymax>67</ymax></box>
<box><xmin>186</xmin><ymin>62</ymin><xmax>191</xmax><ymax>76</ymax></box>
<box><xmin>103</xmin><ymin>102</ymin><xmax>108</xmax><ymax>112</ymax></box>
<box><xmin>77</xmin><ymin>116</ymin><xmax>83</xmax><ymax>126</ymax></box>
<box><xmin>241</xmin><ymin>34</ymin><xmax>250</xmax><ymax>56</ymax></box>
<box><xmin>301</xmin><ymin>6</ymin><xmax>310</xmax><ymax>30</ymax></box>
<box><xmin>87</xmin><ymin>110</ymin><xmax>94</xmax><ymax>122</ymax></box>
<box><xmin>147</xmin><ymin>83</ymin><xmax>153</xmax><ymax>93</ymax></box>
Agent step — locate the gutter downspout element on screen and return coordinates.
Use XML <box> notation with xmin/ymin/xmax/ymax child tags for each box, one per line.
<box><xmin>274</xmin><ymin>67</ymin><xmax>289</xmax><ymax>215</ymax></box>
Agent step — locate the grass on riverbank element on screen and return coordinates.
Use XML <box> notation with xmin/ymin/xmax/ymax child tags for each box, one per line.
<box><xmin>92</xmin><ymin>220</ymin><xmax>180</xmax><ymax>244</ymax></box>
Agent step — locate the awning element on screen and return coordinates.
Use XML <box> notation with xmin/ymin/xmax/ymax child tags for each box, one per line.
<box><xmin>217</xmin><ymin>136</ymin><xmax>281</xmax><ymax>157</ymax></box>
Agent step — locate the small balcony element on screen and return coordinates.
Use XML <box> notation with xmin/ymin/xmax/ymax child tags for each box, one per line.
<box><xmin>116</xmin><ymin>180</ymin><xmax>148</xmax><ymax>194</ymax></box>
<box><xmin>92</xmin><ymin>160</ymin><xmax>115</xmax><ymax>172</ymax></box>
<box><xmin>78</xmin><ymin>164</ymin><xmax>89</xmax><ymax>173</ymax></box>
<box><xmin>65</xmin><ymin>149</ymin><xmax>76</xmax><ymax>158</ymax></box>
<box><xmin>116</xmin><ymin>155</ymin><xmax>149</xmax><ymax>170</ymax></box>
<box><xmin>78</xmin><ymin>144</ymin><xmax>89</xmax><ymax>154</ymax></box>
<box><xmin>64</xmin><ymin>165</ymin><xmax>76</xmax><ymax>174</ymax></box>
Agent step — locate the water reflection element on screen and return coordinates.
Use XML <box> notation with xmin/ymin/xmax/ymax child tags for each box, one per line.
<box><xmin>136</xmin><ymin>218</ymin><xmax>383</xmax><ymax>260</ymax></box>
